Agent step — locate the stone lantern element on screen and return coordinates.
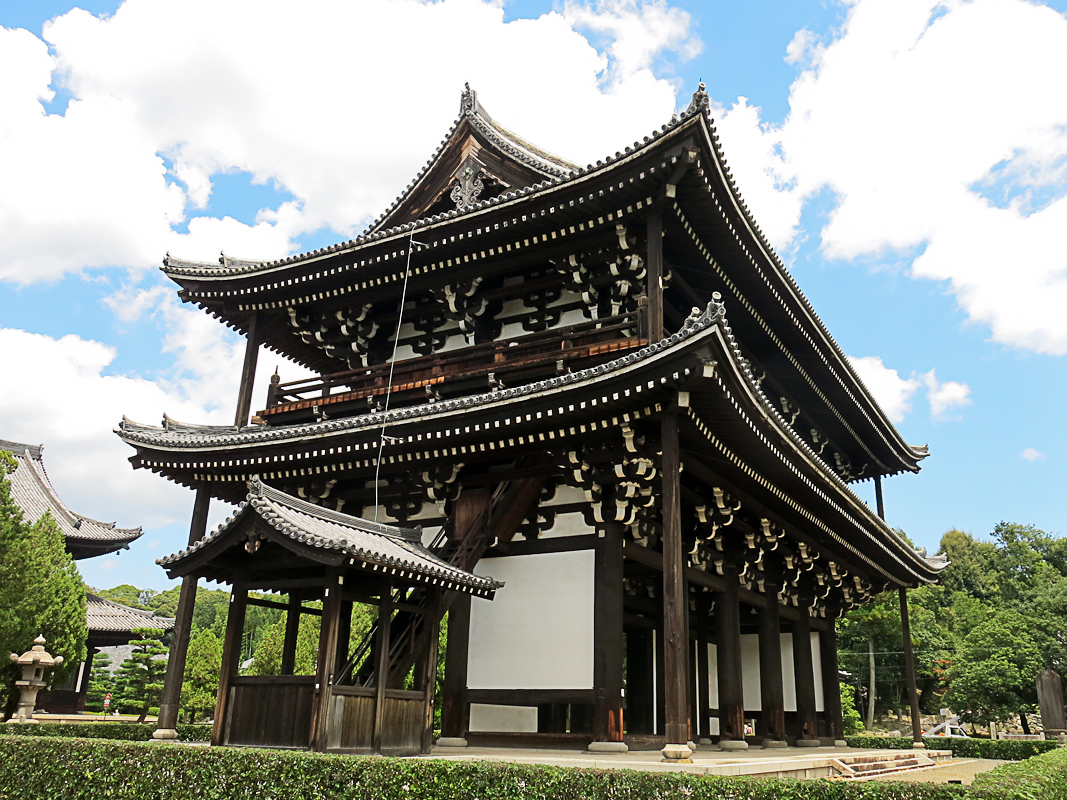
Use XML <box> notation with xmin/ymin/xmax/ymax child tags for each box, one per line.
<box><xmin>6</xmin><ymin>635</ymin><xmax>63</xmax><ymax>723</ymax></box>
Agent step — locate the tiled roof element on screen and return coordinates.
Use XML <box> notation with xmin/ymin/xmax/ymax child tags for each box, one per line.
<box><xmin>158</xmin><ymin>477</ymin><xmax>501</xmax><ymax>597</ymax></box>
<box><xmin>86</xmin><ymin>593</ymin><xmax>175</xmax><ymax>633</ymax></box>
<box><xmin>1</xmin><ymin>440</ymin><xmax>142</xmax><ymax>556</ymax></box>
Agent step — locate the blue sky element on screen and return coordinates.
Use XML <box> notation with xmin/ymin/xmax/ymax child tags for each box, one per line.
<box><xmin>1</xmin><ymin>0</ymin><xmax>1066</xmax><ymax>591</ymax></box>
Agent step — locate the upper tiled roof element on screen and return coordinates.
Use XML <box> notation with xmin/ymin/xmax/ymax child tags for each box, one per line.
<box><xmin>86</xmin><ymin>593</ymin><xmax>175</xmax><ymax>633</ymax></box>
<box><xmin>158</xmin><ymin>477</ymin><xmax>501</xmax><ymax>597</ymax></box>
<box><xmin>1</xmin><ymin>440</ymin><xmax>142</xmax><ymax>559</ymax></box>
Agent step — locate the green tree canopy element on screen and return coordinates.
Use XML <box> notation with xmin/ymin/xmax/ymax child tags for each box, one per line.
<box><xmin>181</xmin><ymin>627</ymin><xmax>221</xmax><ymax>722</ymax></box>
<box><xmin>113</xmin><ymin>627</ymin><xmax>168</xmax><ymax>724</ymax></box>
<box><xmin>0</xmin><ymin>452</ymin><xmax>87</xmax><ymax>714</ymax></box>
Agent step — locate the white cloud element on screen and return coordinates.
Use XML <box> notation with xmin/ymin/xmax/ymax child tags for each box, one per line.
<box><xmin>0</xmin><ymin>0</ymin><xmax>692</xmax><ymax>284</ymax></box>
<box><xmin>99</xmin><ymin>559</ymin><xmax>118</xmax><ymax>570</ymax></box>
<box><xmin>920</xmin><ymin>368</ymin><xmax>972</xmax><ymax>418</ymax></box>
<box><xmin>847</xmin><ymin>355</ymin><xmax>921</xmax><ymax>423</ymax></box>
<box><xmin>1021</xmin><ymin>447</ymin><xmax>1045</xmax><ymax>461</ymax></box>
<box><xmin>712</xmin><ymin>0</ymin><xmax>1067</xmax><ymax>355</ymax></box>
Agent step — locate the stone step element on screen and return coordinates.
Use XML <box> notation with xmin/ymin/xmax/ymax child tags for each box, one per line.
<box><xmin>832</xmin><ymin>752</ymin><xmax>935</xmax><ymax>779</ymax></box>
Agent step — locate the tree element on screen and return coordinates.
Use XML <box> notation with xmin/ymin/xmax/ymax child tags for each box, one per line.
<box><xmin>98</xmin><ymin>584</ymin><xmax>157</xmax><ymax>611</ymax></box>
<box><xmin>250</xmin><ymin>614</ymin><xmax>319</xmax><ymax>676</ymax></box>
<box><xmin>181</xmin><ymin>628</ymin><xmax>221</xmax><ymax>722</ymax></box>
<box><xmin>0</xmin><ymin>452</ymin><xmax>87</xmax><ymax>716</ymax></box>
<box><xmin>113</xmin><ymin>627</ymin><xmax>168</xmax><ymax>723</ymax></box>
<box><xmin>946</xmin><ymin>611</ymin><xmax>1043</xmax><ymax>726</ymax></box>
<box><xmin>84</xmin><ymin>652</ymin><xmax>112</xmax><ymax>713</ymax></box>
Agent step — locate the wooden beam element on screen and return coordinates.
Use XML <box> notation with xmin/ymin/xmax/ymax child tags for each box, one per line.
<box><xmin>235</xmin><ymin>312</ymin><xmax>260</xmax><ymax>428</ymax></box>
<box><xmin>899</xmin><ymin>588</ymin><xmax>924</xmax><ymax>745</ymax></box>
<box><xmin>280</xmin><ymin>591</ymin><xmax>302</xmax><ymax>676</ymax></box>
<box><xmin>875</xmin><ymin>475</ymin><xmax>885</xmax><ymax>520</ymax></box>
<box><xmin>310</xmin><ymin>568</ymin><xmax>344</xmax><ymax>751</ymax></box>
<box><xmin>417</xmin><ymin>590</ymin><xmax>442</xmax><ymax>754</ymax></box>
<box><xmin>716</xmin><ymin>559</ymin><xmax>745</xmax><ymax>742</ymax></box>
<box><xmin>491</xmin><ymin>475</ymin><xmax>548</xmax><ymax>544</ymax></box>
<box><xmin>593</xmin><ymin>522</ymin><xmax>625</xmax><ymax>743</ymax></box>
<box><xmin>647</xmin><ymin>211</ymin><xmax>665</xmax><ymax>340</ymax></box>
<box><xmin>757</xmin><ymin>569</ymin><xmax>786</xmax><ymax>743</ymax></box>
<box><xmin>792</xmin><ymin>603</ymin><xmax>819</xmax><ymax>742</ymax></box>
<box><xmin>212</xmin><ymin>580</ymin><xmax>248</xmax><ymax>747</ymax></box>
<box><xmin>372</xmin><ymin>589</ymin><xmax>394</xmax><ymax>753</ymax></box>
<box><xmin>660</xmin><ymin>411</ymin><xmax>688</xmax><ymax>746</ymax></box>
<box><xmin>821</xmin><ymin>618</ymin><xmax>845</xmax><ymax>742</ymax></box>
<box><xmin>155</xmin><ymin>485</ymin><xmax>211</xmax><ymax>735</ymax></box>
<box><xmin>441</xmin><ymin>594</ymin><xmax>471</xmax><ymax>739</ymax></box>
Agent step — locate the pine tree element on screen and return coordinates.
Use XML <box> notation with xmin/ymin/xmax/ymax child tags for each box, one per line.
<box><xmin>84</xmin><ymin>652</ymin><xmax>113</xmax><ymax>712</ymax></box>
<box><xmin>112</xmin><ymin>628</ymin><xmax>168</xmax><ymax>723</ymax></box>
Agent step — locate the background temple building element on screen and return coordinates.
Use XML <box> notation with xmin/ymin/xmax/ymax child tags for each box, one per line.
<box><xmin>1</xmin><ymin>440</ymin><xmax>175</xmax><ymax>713</ymax></box>
<box><xmin>119</xmin><ymin>84</ymin><xmax>946</xmax><ymax>757</ymax></box>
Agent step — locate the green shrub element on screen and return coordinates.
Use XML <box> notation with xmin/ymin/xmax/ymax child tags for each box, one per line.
<box><xmin>0</xmin><ymin>722</ymin><xmax>210</xmax><ymax>743</ymax></box>
<box><xmin>971</xmin><ymin>745</ymin><xmax>1067</xmax><ymax>800</ymax></box>
<box><xmin>845</xmin><ymin>734</ymin><xmax>1058</xmax><ymax>761</ymax></box>
<box><xmin>0</xmin><ymin>736</ymin><xmax>973</xmax><ymax>800</ymax></box>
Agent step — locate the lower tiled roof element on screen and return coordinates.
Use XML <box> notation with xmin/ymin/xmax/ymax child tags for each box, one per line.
<box><xmin>86</xmin><ymin>593</ymin><xmax>175</xmax><ymax>633</ymax></box>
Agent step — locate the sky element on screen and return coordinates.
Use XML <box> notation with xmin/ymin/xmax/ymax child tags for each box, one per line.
<box><xmin>1</xmin><ymin>0</ymin><xmax>1065</xmax><ymax>591</ymax></box>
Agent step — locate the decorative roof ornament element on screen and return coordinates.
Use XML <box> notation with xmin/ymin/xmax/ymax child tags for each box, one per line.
<box><xmin>460</xmin><ymin>82</ymin><xmax>478</xmax><ymax>115</ymax></box>
<box><xmin>686</xmin><ymin>81</ymin><xmax>710</xmax><ymax>117</ymax></box>
<box><xmin>450</xmin><ymin>162</ymin><xmax>484</xmax><ymax>211</ymax></box>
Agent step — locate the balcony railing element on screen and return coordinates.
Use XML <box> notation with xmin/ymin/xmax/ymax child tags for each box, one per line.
<box><xmin>255</xmin><ymin>308</ymin><xmax>647</xmax><ymax>425</ymax></box>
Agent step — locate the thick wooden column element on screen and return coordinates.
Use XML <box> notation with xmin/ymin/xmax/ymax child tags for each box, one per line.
<box><xmin>154</xmin><ymin>486</ymin><xmax>210</xmax><ymax>737</ymax></box>
<box><xmin>695</xmin><ymin>591</ymin><xmax>712</xmax><ymax>740</ymax></box>
<box><xmin>335</xmin><ymin>599</ymin><xmax>353</xmax><ymax>675</ymax></box>
<box><xmin>211</xmin><ymin>579</ymin><xmax>248</xmax><ymax>746</ymax></box>
<box><xmin>372</xmin><ymin>588</ymin><xmax>394</xmax><ymax>753</ymax></box>
<box><xmin>646</xmin><ymin>211</ymin><xmax>664</xmax><ymax>340</ymax></box>
<box><xmin>821</xmin><ymin>616</ymin><xmax>845</xmax><ymax>742</ymax></box>
<box><xmin>440</xmin><ymin>593</ymin><xmax>471</xmax><ymax>741</ymax></box>
<box><xmin>281</xmin><ymin>591</ymin><xmax>302</xmax><ymax>675</ymax></box>
<box><xmin>417</xmin><ymin>592</ymin><xmax>442</xmax><ymax>754</ymax></box>
<box><xmin>793</xmin><ymin>604</ymin><xmax>819</xmax><ymax>743</ymax></box>
<box><xmin>899</xmin><ymin>588</ymin><xmax>924</xmax><ymax>746</ymax></box>
<box><xmin>757</xmin><ymin>579</ymin><xmax>786</xmax><ymax>744</ymax></box>
<box><xmin>716</xmin><ymin>559</ymin><xmax>746</xmax><ymax>746</ymax></box>
<box><xmin>593</xmin><ymin>522</ymin><xmax>625</xmax><ymax>745</ymax></box>
<box><xmin>234</xmin><ymin>312</ymin><xmax>260</xmax><ymax>427</ymax></box>
<box><xmin>310</xmin><ymin>569</ymin><xmax>344</xmax><ymax>751</ymax></box>
<box><xmin>660</xmin><ymin>411</ymin><xmax>689</xmax><ymax>750</ymax></box>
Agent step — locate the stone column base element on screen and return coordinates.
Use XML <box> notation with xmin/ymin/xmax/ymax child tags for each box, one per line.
<box><xmin>697</xmin><ymin>737</ymin><xmax>714</xmax><ymax>747</ymax></box>
<box><xmin>719</xmin><ymin>739</ymin><xmax>749</xmax><ymax>750</ymax></box>
<box><xmin>588</xmin><ymin>741</ymin><xmax>628</xmax><ymax>753</ymax></box>
<box><xmin>911</xmin><ymin>741</ymin><xmax>927</xmax><ymax>749</ymax></box>
<box><xmin>152</xmin><ymin>729</ymin><xmax>179</xmax><ymax>740</ymax></box>
<box><xmin>661</xmin><ymin>743</ymin><xmax>693</xmax><ymax>762</ymax></box>
<box><xmin>795</xmin><ymin>738</ymin><xmax>821</xmax><ymax>747</ymax></box>
<box><xmin>435</xmin><ymin>737</ymin><xmax>469</xmax><ymax>747</ymax></box>
<box><xmin>762</xmin><ymin>739</ymin><xmax>788</xmax><ymax>748</ymax></box>
<box><xmin>834</xmin><ymin>740</ymin><xmax>849</xmax><ymax>748</ymax></box>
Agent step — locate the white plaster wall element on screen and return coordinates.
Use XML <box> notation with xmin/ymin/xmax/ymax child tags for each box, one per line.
<box><xmin>543</xmin><ymin>485</ymin><xmax>587</xmax><ymax>507</ymax></box>
<box><xmin>540</xmin><ymin>511</ymin><xmax>589</xmax><ymax>538</ymax></box>
<box><xmin>705</xmin><ymin>632</ymin><xmax>825</xmax><ymax>718</ymax></box>
<box><xmin>741</xmin><ymin>635</ymin><xmax>762</xmax><ymax>710</ymax></box>
<box><xmin>468</xmin><ymin>704</ymin><xmax>538</xmax><ymax>733</ymax></box>
<box><xmin>469</xmin><ymin>551</ymin><xmax>595</xmax><ymax>689</ymax></box>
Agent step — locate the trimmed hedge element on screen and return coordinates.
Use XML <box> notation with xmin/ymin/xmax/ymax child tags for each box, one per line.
<box><xmin>845</xmin><ymin>735</ymin><xmax>1059</xmax><ymax>761</ymax></box>
<box><xmin>0</xmin><ymin>736</ymin><xmax>972</xmax><ymax>800</ymax></box>
<box><xmin>0</xmin><ymin>722</ymin><xmax>211</xmax><ymax>742</ymax></box>
<box><xmin>972</xmin><ymin>746</ymin><xmax>1067</xmax><ymax>800</ymax></box>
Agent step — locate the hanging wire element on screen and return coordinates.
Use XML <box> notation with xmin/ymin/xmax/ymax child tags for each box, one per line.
<box><xmin>373</xmin><ymin>234</ymin><xmax>424</xmax><ymax>522</ymax></box>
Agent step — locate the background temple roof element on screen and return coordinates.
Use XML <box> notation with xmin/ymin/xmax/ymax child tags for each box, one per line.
<box><xmin>1</xmin><ymin>439</ymin><xmax>143</xmax><ymax>560</ymax></box>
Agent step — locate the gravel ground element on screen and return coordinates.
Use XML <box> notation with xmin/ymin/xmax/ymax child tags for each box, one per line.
<box><xmin>865</xmin><ymin>759</ymin><xmax>1008</xmax><ymax>785</ymax></box>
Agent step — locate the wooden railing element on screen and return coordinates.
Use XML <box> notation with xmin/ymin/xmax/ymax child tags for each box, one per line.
<box><xmin>256</xmin><ymin>309</ymin><xmax>646</xmax><ymax>424</ymax></box>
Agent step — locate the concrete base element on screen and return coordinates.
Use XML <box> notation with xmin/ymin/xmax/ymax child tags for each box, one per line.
<box><xmin>795</xmin><ymin>738</ymin><xmax>821</xmax><ymax>747</ymax></box>
<box><xmin>588</xmin><ymin>741</ymin><xmax>628</xmax><ymax>753</ymax></box>
<box><xmin>911</xmin><ymin>741</ymin><xmax>927</xmax><ymax>749</ymax></box>
<box><xmin>763</xmin><ymin>739</ymin><xmax>788</xmax><ymax>748</ymax></box>
<box><xmin>697</xmin><ymin>738</ymin><xmax>714</xmax><ymax>747</ymax></box>
<box><xmin>436</xmin><ymin>737</ymin><xmax>469</xmax><ymax>748</ymax></box>
<box><xmin>719</xmin><ymin>739</ymin><xmax>749</xmax><ymax>750</ymax></box>
<box><xmin>686</xmin><ymin>740</ymin><xmax>697</xmax><ymax>750</ymax></box>
<box><xmin>152</xmin><ymin>729</ymin><xmax>179</xmax><ymax>740</ymax></box>
<box><xmin>834</xmin><ymin>740</ymin><xmax>848</xmax><ymax>748</ymax></box>
<box><xmin>661</xmin><ymin>743</ymin><xmax>693</xmax><ymax>762</ymax></box>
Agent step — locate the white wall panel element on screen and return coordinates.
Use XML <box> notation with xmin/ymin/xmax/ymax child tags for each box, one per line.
<box><xmin>741</xmin><ymin>634</ymin><xmax>762</xmax><ymax>710</ymax></box>
<box><xmin>469</xmin><ymin>551</ymin><xmax>595</xmax><ymax>689</ymax></box>
<box><xmin>468</xmin><ymin>704</ymin><xmax>538</xmax><ymax>733</ymax></box>
<box><xmin>540</xmin><ymin>511</ymin><xmax>589</xmax><ymax>538</ymax></box>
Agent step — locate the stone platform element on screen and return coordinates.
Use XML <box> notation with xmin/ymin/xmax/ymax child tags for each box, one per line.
<box><xmin>424</xmin><ymin>744</ymin><xmax>955</xmax><ymax>779</ymax></box>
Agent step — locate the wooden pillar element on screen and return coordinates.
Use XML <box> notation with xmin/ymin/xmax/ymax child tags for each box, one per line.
<box><xmin>310</xmin><ymin>569</ymin><xmax>344</xmax><ymax>751</ymax></box>
<box><xmin>821</xmin><ymin>616</ymin><xmax>845</xmax><ymax>742</ymax></box>
<box><xmin>793</xmin><ymin>603</ymin><xmax>819</xmax><ymax>742</ymax></box>
<box><xmin>593</xmin><ymin>522</ymin><xmax>625</xmax><ymax>744</ymax></box>
<box><xmin>716</xmin><ymin>559</ymin><xmax>746</xmax><ymax>744</ymax></box>
<box><xmin>417</xmin><ymin>592</ymin><xmax>442</xmax><ymax>754</ymax></box>
<box><xmin>372</xmin><ymin>588</ymin><xmax>394</xmax><ymax>753</ymax></box>
<box><xmin>757</xmin><ymin>581</ymin><xmax>786</xmax><ymax>743</ymax></box>
<box><xmin>441</xmin><ymin>593</ymin><xmax>471</xmax><ymax>740</ymax></box>
<box><xmin>695</xmin><ymin>591</ymin><xmax>712</xmax><ymax>740</ymax></box>
<box><xmin>155</xmin><ymin>485</ymin><xmax>210</xmax><ymax>737</ymax></box>
<box><xmin>660</xmin><ymin>411</ymin><xmax>688</xmax><ymax>748</ymax></box>
<box><xmin>335</xmin><ymin>599</ymin><xmax>353</xmax><ymax>676</ymax></box>
<box><xmin>281</xmin><ymin>591</ymin><xmax>302</xmax><ymax>675</ymax></box>
<box><xmin>899</xmin><ymin>588</ymin><xmax>924</xmax><ymax>746</ymax></box>
<box><xmin>646</xmin><ymin>211</ymin><xmax>664</xmax><ymax>340</ymax></box>
<box><xmin>234</xmin><ymin>312</ymin><xmax>260</xmax><ymax>428</ymax></box>
<box><xmin>874</xmin><ymin>475</ymin><xmax>885</xmax><ymax>520</ymax></box>
<box><xmin>211</xmin><ymin>579</ymin><xmax>248</xmax><ymax>747</ymax></box>
<box><xmin>624</xmin><ymin>627</ymin><xmax>653</xmax><ymax>734</ymax></box>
